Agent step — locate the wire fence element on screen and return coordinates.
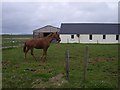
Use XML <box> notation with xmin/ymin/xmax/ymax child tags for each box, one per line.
<box><xmin>65</xmin><ymin>45</ymin><xmax>89</xmax><ymax>87</ymax></box>
<box><xmin>2</xmin><ymin>34</ymin><xmax>32</xmax><ymax>49</ymax></box>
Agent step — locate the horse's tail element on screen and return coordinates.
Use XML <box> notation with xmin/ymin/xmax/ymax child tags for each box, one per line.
<box><xmin>23</xmin><ymin>42</ymin><xmax>27</xmax><ymax>53</ymax></box>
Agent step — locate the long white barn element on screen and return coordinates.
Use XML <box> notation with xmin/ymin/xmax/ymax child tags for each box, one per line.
<box><xmin>60</xmin><ymin>23</ymin><xmax>119</xmax><ymax>44</ymax></box>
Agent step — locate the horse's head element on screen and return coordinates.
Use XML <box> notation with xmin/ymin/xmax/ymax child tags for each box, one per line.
<box><xmin>52</xmin><ymin>32</ymin><xmax>61</xmax><ymax>43</ymax></box>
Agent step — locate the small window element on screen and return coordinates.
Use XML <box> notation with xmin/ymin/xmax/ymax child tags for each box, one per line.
<box><xmin>71</xmin><ymin>35</ymin><xmax>74</xmax><ymax>39</ymax></box>
<box><xmin>116</xmin><ymin>35</ymin><xmax>119</xmax><ymax>40</ymax></box>
<box><xmin>89</xmin><ymin>34</ymin><xmax>92</xmax><ymax>40</ymax></box>
<box><xmin>103</xmin><ymin>35</ymin><xmax>106</xmax><ymax>39</ymax></box>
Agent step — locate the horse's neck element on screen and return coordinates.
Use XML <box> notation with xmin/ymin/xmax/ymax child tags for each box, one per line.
<box><xmin>46</xmin><ymin>35</ymin><xmax>54</xmax><ymax>43</ymax></box>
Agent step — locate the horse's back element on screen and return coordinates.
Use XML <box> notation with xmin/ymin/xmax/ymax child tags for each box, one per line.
<box><xmin>25</xmin><ymin>38</ymin><xmax>49</xmax><ymax>49</ymax></box>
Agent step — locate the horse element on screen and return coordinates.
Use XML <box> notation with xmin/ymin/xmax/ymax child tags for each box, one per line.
<box><xmin>23</xmin><ymin>32</ymin><xmax>61</xmax><ymax>62</ymax></box>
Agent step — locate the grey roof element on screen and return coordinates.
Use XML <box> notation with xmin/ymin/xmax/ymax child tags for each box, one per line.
<box><xmin>60</xmin><ymin>23</ymin><xmax>119</xmax><ymax>34</ymax></box>
<box><xmin>33</xmin><ymin>25</ymin><xmax>60</xmax><ymax>33</ymax></box>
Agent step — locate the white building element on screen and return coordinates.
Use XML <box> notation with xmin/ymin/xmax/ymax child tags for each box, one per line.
<box><xmin>60</xmin><ymin>23</ymin><xmax>119</xmax><ymax>44</ymax></box>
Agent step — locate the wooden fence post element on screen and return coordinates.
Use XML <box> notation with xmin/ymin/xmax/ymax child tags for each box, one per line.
<box><xmin>83</xmin><ymin>46</ymin><xmax>89</xmax><ymax>83</ymax></box>
<box><xmin>65</xmin><ymin>49</ymin><xmax>69</xmax><ymax>80</ymax></box>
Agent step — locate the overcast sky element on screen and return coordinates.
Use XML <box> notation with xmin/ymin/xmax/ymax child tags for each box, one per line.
<box><xmin>1</xmin><ymin>0</ymin><xmax>119</xmax><ymax>34</ymax></box>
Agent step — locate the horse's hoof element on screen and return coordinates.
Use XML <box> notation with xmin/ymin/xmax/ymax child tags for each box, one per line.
<box><xmin>42</xmin><ymin>59</ymin><xmax>46</xmax><ymax>63</ymax></box>
<box><xmin>40</xmin><ymin>60</ymin><xmax>43</xmax><ymax>63</ymax></box>
<box><xmin>40</xmin><ymin>57</ymin><xmax>43</xmax><ymax>60</ymax></box>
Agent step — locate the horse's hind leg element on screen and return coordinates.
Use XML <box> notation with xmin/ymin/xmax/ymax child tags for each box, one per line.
<box><xmin>40</xmin><ymin>50</ymin><xmax>45</xmax><ymax>62</ymax></box>
<box><xmin>31</xmin><ymin>48</ymin><xmax>37</xmax><ymax>61</ymax></box>
<box><xmin>25</xmin><ymin>47</ymin><xmax>30</xmax><ymax>59</ymax></box>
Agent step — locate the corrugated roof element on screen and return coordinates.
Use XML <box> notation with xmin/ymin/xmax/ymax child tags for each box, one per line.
<box><xmin>33</xmin><ymin>25</ymin><xmax>60</xmax><ymax>32</ymax></box>
<box><xmin>60</xmin><ymin>23</ymin><xmax>119</xmax><ymax>34</ymax></box>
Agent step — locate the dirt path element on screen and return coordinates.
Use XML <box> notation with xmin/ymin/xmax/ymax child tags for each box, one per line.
<box><xmin>1</xmin><ymin>44</ymin><xmax>23</xmax><ymax>49</ymax></box>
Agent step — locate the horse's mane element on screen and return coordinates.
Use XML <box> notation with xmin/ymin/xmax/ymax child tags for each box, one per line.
<box><xmin>46</xmin><ymin>33</ymin><xmax>53</xmax><ymax>37</ymax></box>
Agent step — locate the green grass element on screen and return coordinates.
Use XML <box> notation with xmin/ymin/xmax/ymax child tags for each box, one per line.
<box><xmin>2</xmin><ymin>44</ymin><xmax>118</xmax><ymax>88</ymax></box>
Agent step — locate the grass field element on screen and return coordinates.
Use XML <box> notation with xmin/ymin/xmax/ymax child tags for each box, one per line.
<box><xmin>2</xmin><ymin>43</ymin><xmax>118</xmax><ymax>88</ymax></box>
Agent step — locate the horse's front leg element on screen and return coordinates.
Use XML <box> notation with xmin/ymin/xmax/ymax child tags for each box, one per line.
<box><xmin>40</xmin><ymin>54</ymin><xmax>44</xmax><ymax>61</ymax></box>
<box><xmin>41</xmin><ymin>49</ymin><xmax>47</xmax><ymax>62</ymax></box>
<box><xmin>40</xmin><ymin>49</ymin><xmax>44</xmax><ymax>60</ymax></box>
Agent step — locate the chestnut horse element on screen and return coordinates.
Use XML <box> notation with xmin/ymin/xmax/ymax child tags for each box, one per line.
<box><xmin>23</xmin><ymin>32</ymin><xmax>61</xmax><ymax>62</ymax></box>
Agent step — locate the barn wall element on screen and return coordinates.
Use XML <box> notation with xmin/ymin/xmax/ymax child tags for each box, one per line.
<box><xmin>33</xmin><ymin>32</ymin><xmax>44</xmax><ymax>38</ymax></box>
<box><xmin>60</xmin><ymin>34</ymin><xmax>79</xmax><ymax>43</ymax></box>
<box><xmin>60</xmin><ymin>34</ymin><xmax>119</xmax><ymax>44</ymax></box>
<box><xmin>33</xmin><ymin>25</ymin><xmax>60</xmax><ymax>38</ymax></box>
<box><xmin>80</xmin><ymin>34</ymin><xmax>119</xmax><ymax>44</ymax></box>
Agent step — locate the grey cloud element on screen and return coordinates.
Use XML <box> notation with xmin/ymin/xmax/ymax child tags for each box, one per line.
<box><xmin>118</xmin><ymin>1</ymin><xmax>120</xmax><ymax>23</ymax></box>
<box><xmin>2</xmin><ymin>2</ymin><xmax>118</xmax><ymax>34</ymax></box>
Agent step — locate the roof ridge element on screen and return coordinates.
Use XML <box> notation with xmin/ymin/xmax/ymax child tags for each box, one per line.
<box><xmin>33</xmin><ymin>25</ymin><xmax>60</xmax><ymax>32</ymax></box>
<box><xmin>61</xmin><ymin>23</ymin><xmax>119</xmax><ymax>25</ymax></box>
